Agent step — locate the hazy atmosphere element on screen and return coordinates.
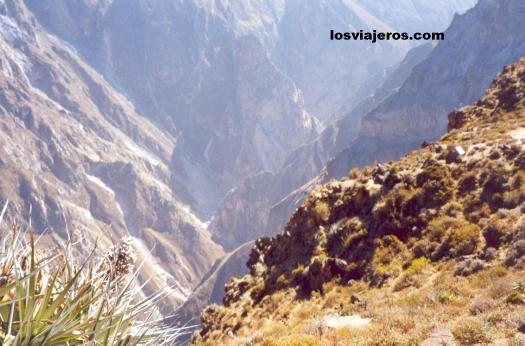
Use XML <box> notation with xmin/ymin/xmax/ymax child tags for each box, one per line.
<box><xmin>2</xmin><ymin>0</ymin><xmax>525</xmax><ymax>344</ymax></box>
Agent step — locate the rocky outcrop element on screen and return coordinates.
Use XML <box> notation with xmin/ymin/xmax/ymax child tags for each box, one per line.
<box><xmin>0</xmin><ymin>0</ymin><xmax>222</xmax><ymax>313</ymax></box>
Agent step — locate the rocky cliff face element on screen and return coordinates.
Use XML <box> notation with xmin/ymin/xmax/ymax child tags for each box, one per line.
<box><xmin>0</xmin><ymin>0</ymin><xmax>222</xmax><ymax>313</ymax></box>
<box><xmin>329</xmin><ymin>0</ymin><xmax>525</xmax><ymax>178</ymax></box>
<box><xmin>25</xmin><ymin>0</ymin><xmax>320</xmax><ymax>218</ymax></box>
<box><xmin>195</xmin><ymin>55</ymin><xmax>525</xmax><ymax>345</ymax></box>
<box><xmin>24</xmin><ymin>0</ymin><xmax>473</xmax><ymax>222</ymax></box>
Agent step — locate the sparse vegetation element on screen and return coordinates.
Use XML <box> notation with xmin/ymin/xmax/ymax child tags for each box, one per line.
<box><xmin>194</xmin><ymin>57</ymin><xmax>525</xmax><ymax>345</ymax></box>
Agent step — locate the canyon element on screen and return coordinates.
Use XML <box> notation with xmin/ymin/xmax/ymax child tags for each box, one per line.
<box><xmin>0</xmin><ymin>0</ymin><xmax>482</xmax><ymax>334</ymax></box>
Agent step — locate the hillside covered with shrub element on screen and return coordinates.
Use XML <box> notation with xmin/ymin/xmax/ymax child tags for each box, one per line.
<box><xmin>194</xmin><ymin>57</ymin><xmax>525</xmax><ymax>345</ymax></box>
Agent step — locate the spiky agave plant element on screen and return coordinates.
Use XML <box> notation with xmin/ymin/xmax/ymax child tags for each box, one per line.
<box><xmin>0</xmin><ymin>202</ymin><xmax>183</xmax><ymax>345</ymax></box>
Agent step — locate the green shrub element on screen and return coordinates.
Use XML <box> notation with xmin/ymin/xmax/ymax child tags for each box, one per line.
<box><xmin>250</xmin><ymin>281</ymin><xmax>266</xmax><ymax>300</ymax></box>
<box><xmin>426</xmin><ymin>216</ymin><xmax>458</xmax><ymax>242</ymax></box>
<box><xmin>458</xmin><ymin>173</ymin><xmax>477</xmax><ymax>193</ymax></box>
<box><xmin>327</xmin><ymin>217</ymin><xmax>367</xmax><ymax>257</ymax></box>
<box><xmin>481</xmin><ymin>169</ymin><xmax>512</xmax><ymax>209</ymax></box>
<box><xmin>416</xmin><ymin>163</ymin><xmax>453</xmax><ymax>207</ymax></box>
<box><xmin>291</xmin><ymin>264</ymin><xmax>306</xmax><ymax>279</ymax></box>
<box><xmin>313</xmin><ymin>201</ymin><xmax>330</xmax><ymax>223</ymax></box>
<box><xmin>371</xmin><ymin>235</ymin><xmax>408</xmax><ymax>282</ymax></box>
<box><xmin>505</xmin><ymin>292</ymin><xmax>525</xmax><ymax>305</ymax></box>
<box><xmin>374</xmin><ymin>187</ymin><xmax>420</xmax><ymax>238</ymax></box>
<box><xmin>445</xmin><ymin>221</ymin><xmax>481</xmax><ymax>256</ymax></box>
<box><xmin>505</xmin><ymin>239</ymin><xmax>525</xmax><ymax>266</ymax></box>
<box><xmin>437</xmin><ymin>291</ymin><xmax>458</xmax><ymax>305</ymax></box>
<box><xmin>506</xmin><ymin>280</ymin><xmax>525</xmax><ymax>304</ymax></box>
<box><xmin>427</xmin><ymin>217</ymin><xmax>481</xmax><ymax>258</ymax></box>
<box><xmin>483</xmin><ymin>216</ymin><xmax>511</xmax><ymax>248</ymax></box>
<box><xmin>276</xmin><ymin>274</ymin><xmax>289</xmax><ymax>286</ymax></box>
<box><xmin>407</xmin><ymin>257</ymin><xmax>430</xmax><ymax>272</ymax></box>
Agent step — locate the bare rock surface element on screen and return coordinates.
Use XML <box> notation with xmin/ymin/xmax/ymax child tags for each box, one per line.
<box><xmin>0</xmin><ymin>0</ymin><xmax>223</xmax><ymax>314</ymax></box>
<box><xmin>421</xmin><ymin>330</ymin><xmax>456</xmax><ymax>346</ymax></box>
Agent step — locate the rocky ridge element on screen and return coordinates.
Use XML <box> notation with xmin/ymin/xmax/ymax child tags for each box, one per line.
<box><xmin>259</xmin><ymin>0</ymin><xmax>525</xmax><ymax>253</ymax></box>
<box><xmin>195</xmin><ymin>56</ymin><xmax>525</xmax><ymax>345</ymax></box>
<box><xmin>329</xmin><ymin>0</ymin><xmax>525</xmax><ymax>178</ymax></box>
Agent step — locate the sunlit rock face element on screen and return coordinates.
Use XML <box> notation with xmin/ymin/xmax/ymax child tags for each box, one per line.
<box><xmin>0</xmin><ymin>0</ymin><xmax>223</xmax><ymax>314</ymax></box>
<box><xmin>25</xmin><ymin>0</ymin><xmax>474</xmax><ymax>221</ymax></box>
<box><xmin>330</xmin><ymin>0</ymin><xmax>525</xmax><ymax>178</ymax></box>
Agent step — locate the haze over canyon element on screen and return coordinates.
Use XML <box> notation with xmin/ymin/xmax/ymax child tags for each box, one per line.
<box><xmin>9</xmin><ymin>1</ymin><xmax>525</xmax><ymax>343</ymax></box>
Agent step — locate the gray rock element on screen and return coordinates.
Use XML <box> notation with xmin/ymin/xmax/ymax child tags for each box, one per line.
<box><xmin>421</xmin><ymin>329</ymin><xmax>456</xmax><ymax>346</ymax></box>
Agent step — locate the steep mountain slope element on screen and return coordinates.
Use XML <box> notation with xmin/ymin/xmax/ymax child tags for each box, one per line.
<box><xmin>264</xmin><ymin>0</ymin><xmax>525</xmax><ymax>246</ymax></box>
<box><xmin>195</xmin><ymin>55</ymin><xmax>525</xmax><ymax>345</ymax></box>
<box><xmin>272</xmin><ymin>0</ymin><xmax>476</xmax><ymax>120</ymax></box>
<box><xmin>330</xmin><ymin>0</ymin><xmax>525</xmax><ymax>178</ymax></box>
<box><xmin>25</xmin><ymin>0</ymin><xmax>473</xmax><ymax>222</ymax></box>
<box><xmin>0</xmin><ymin>0</ymin><xmax>222</xmax><ymax>313</ymax></box>
<box><xmin>25</xmin><ymin>0</ymin><xmax>320</xmax><ymax>218</ymax></box>
<box><xmin>173</xmin><ymin>241</ymin><xmax>253</xmax><ymax>343</ymax></box>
